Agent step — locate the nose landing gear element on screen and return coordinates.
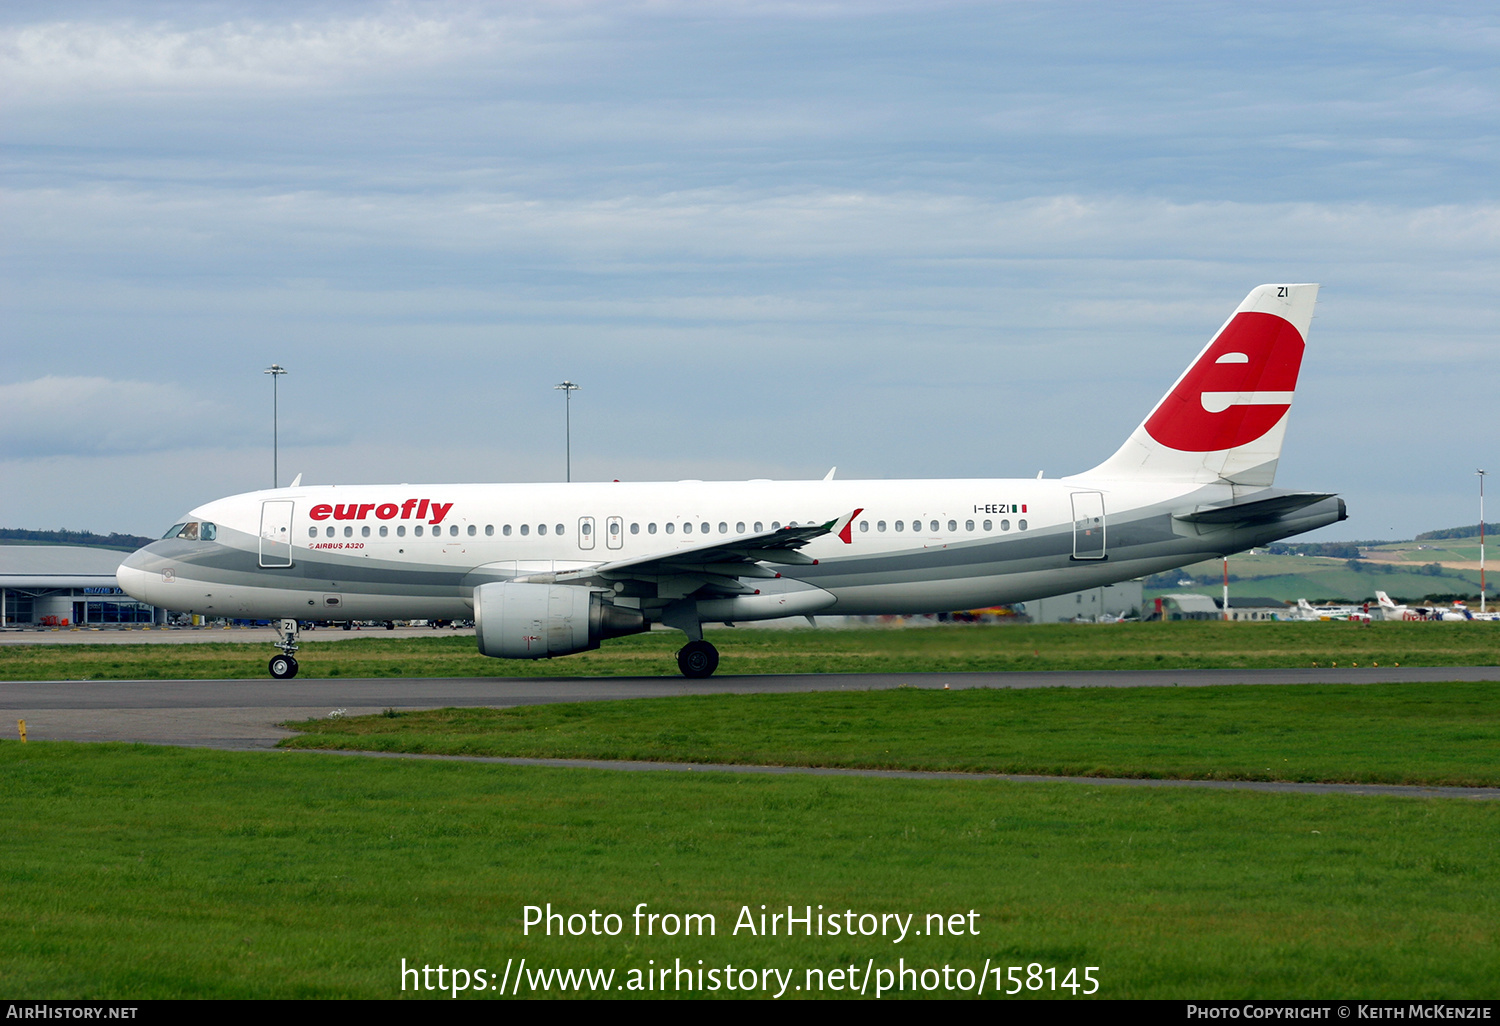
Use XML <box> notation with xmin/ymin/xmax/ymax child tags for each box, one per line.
<box><xmin>269</xmin><ymin>618</ymin><xmax>301</xmax><ymax>679</ymax></box>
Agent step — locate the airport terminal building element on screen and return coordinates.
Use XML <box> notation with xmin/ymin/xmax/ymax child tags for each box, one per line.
<box><xmin>0</xmin><ymin>545</ymin><xmax>166</xmax><ymax>627</ymax></box>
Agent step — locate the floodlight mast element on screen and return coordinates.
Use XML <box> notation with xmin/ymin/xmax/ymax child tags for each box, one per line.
<box><xmin>554</xmin><ymin>380</ymin><xmax>580</xmax><ymax>482</ymax></box>
<box><xmin>1480</xmin><ymin>469</ymin><xmax>1487</xmax><ymax>614</ymax></box>
<box><xmin>264</xmin><ymin>364</ymin><xmax>287</xmax><ymax>489</ymax></box>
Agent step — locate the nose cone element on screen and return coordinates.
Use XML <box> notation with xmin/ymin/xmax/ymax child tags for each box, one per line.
<box><xmin>117</xmin><ymin>544</ymin><xmax>170</xmax><ymax>605</ymax></box>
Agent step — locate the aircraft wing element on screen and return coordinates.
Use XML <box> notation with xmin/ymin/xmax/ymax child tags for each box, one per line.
<box><xmin>536</xmin><ymin>510</ymin><xmax>860</xmax><ymax>596</ymax></box>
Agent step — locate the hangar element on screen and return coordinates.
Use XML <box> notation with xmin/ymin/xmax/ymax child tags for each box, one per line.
<box><xmin>0</xmin><ymin>545</ymin><xmax>166</xmax><ymax>627</ymax></box>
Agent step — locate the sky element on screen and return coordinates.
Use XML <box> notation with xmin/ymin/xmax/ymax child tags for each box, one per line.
<box><xmin>2</xmin><ymin>0</ymin><xmax>1496</xmax><ymax>540</ymax></box>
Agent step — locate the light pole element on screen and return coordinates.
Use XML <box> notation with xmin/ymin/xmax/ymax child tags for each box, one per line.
<box><xmin>264</xmin><ymin>364</ymin><xmax>286</xmax><ymax>488</ymax></box>
<box><xmin>554</xmin><ymin>380</ymin><xmax>580</xmax><ymax>482</ymax></box>
<box><xmin>1479</xmin><ymin>469</ymin><xmax>1488</xmax><ymax>614</ymax></box>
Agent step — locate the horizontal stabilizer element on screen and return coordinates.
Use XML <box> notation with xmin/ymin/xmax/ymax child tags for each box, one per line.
<box><xmin>1174</xmin><ymin>491</ymin><xmax>1336</xmax><ymax>526</ymax></box>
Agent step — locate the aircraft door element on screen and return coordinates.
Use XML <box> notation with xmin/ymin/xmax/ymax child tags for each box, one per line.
<box><xmin>259</xmin><ymin>500</ymin><xmax>294</xmax><ymax>568</ymax></box>
<box><xmin>1070</xmin><ymin>492</ymin><xmax>1106</xmax><ymax>560</ymax></box>
<box><xmin>606</xmin><ymin>516</ymin><xmax>624</xmax><ymax>550</ymax></box>
<box><xmin>578</xmin><ymin>517</ymin><xmax>595</xmax><ymax>550</ymax></box>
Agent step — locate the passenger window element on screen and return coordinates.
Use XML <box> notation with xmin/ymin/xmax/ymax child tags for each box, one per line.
<box><xmin>877</xmin><ymin>521</ymin><xmax>887</xmax><ymax>532</ymax></box>
<box><xmin>415</xmin><ymin>525</ymin><xmax>424</xmax><ymax>537</ymax></box>
<box><xmin>468</xmin><ymin>525</ymin><xmax>476</xmax><ymax>537</ymax></box>
<box><xmin>451</xmin><ymin>525</ymin><xmax>459</xmax><ymax>536</ymax></box>
<box><xmin>736</xmin><ymin>522</ymin><xmax>745</xmax><ymax>534</ymax></box>
<box><xmin>895</xmin><ymin>521</ymin><xmax>904</xmax><ymax>532</ymax></box>
<box><xmin>859</xmin><ymin>521</ymin><xmax>869</xmax><ymax>532</ymax></box>
<box><xmin>702</xmin><ymin>523</ymin><xmax>710</xmax><ymax>534</ymax></box>
<box><xmin>200</xmin><ymin>523</ymin><xmax>216</xmax><ymax>541</ymax></box>
<box><xmin>1019</xmin><ymin>519</ymin><xmax>1028</xmax><ymax>531</ymax></box>
<box><xmin>582</xmin><ymin>522</ymin><xmax>592</xmax><ymax>535</ymax></box>
<box><xmin>948</xmin><ymin>520</ymin><xmax>957</xmax><ymax>532</ymax></box>
<box><xmin>683</xmin><ymin>523</ymin><xmax>692</xmax><ymax>534</ymax></box>
<box><xmin>648</xmin><ymin>523</ymin><xmax>656</xmax><ymax>534</ymax></box>
<box><xmin>521</xmin><ymin>525</ymin><xmax>529</xmax><ymax>536</ymax></box>
<box><xmin>610</xmin><ymin>522</ymin><xmax>620</xmax><ymax>536</ymax></box>
<box><xmin>362</xmin><ymin>526</ymin><xmax>371</xmax><ymax>538</ymax></box>
<box><xmin>381</xmin><ymin>526</ymin><xmax>390</xmax><ymax>537</ymax></box>
<box><xmin>630</xmin><ymin>523</ymin><xmax>640</xmax><ymax>534</ymax></box>
<box><xmin>308</xmin><ymin>527</ymin><xmax>318</xmax><ymax>538</ymax></box>
<box><xmin>965</xmin><ymin>520</ymin><xmax>974</xmax><ymax>531</ymax></box>
<box><xmin>983</xmin><ymin>520</ymin><xmax>992</xmax><ymax>531</ymax></box>
<box><xmin>772</xmin><ymin>522</ymin><xmax>781</xmax><ymax>530</ymax></box>
<box><xmin>503</xmin><ymin>525</ymin><xmax>511</xmax><ymax>536</ymax></box>
<box><xmin>485</xmin><ymin>525</ymin><xmax>493</xmax><ymax>536</ymax></box>
<box><xmin>556</xmin><ymin>524</ymin><xmax>564</xmax><ymax>535</ymax></box>
<box><xmin>326</xmin><ymin>526</ymin><xmax>335</xmax><ymax>538</ymax></box>
<box><xmin>397</xmin><ymin>525</ymin><xmax>406</xmax><ymax>537</ymax></box>
<box><xmin>344</xmin><ymin>526</ymin><xmax>353</xmax><ymax>538</ymax></box>
<box><xmin>538</xmin><ymin>524</ymin><xmax>548</xmax><ymax>536</ymax></box>
<box><xmin>719</xmin><ymin>522</ymin><xmax>728</xmax><ymax>534</ymax></box>
<box><xmin>754</xmin><ymin>522</ymin><xmax>763</xmax><ymax>532</ymax></box>
<box><xmin>665</xmin><ymin>523</ymin><xmax>674</xmax><ymax>534</ymax></box>
<box><xmin>931</xmin><ymin>520</ymin><xmax>939</xmax><ymax>533</ymax></box>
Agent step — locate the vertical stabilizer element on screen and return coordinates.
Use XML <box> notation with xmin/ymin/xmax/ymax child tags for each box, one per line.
<box><xmin>1084</xmin><ymin>284</ymin><xmax>1318</xmax><ymax>486</ymax></box>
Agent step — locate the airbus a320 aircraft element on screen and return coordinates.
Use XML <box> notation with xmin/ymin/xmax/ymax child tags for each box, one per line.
<box><xmin>119</xmin><ymin>284</ymin><xmax>1345</xmax><ymax>679</ymax></box>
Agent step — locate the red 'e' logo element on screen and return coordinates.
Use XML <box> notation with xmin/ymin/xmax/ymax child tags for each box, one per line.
<box><xmin>1144</xmin><ymin>312</ymin><xmax>1305</xmax><ymax>453</ymax></box>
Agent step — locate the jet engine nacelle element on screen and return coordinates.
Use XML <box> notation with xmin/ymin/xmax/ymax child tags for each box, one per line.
<box><xmin>473</xmin><ymin>582</ymin><xmax>645</xmax><ymax>659</ymax></box>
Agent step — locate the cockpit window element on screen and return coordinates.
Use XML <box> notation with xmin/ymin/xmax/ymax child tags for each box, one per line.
<box><xmin>200</xmin><ymin>522</ymin><xmax>216</xmax><ymax>541</ymax></box>
<box><xmin>162</xmin><ymin>523</ymin><xmax>186</xmax><ymax>539</ymax></box>
<box><xmin>175</xmin><ymin>523</ymin><xmax>199</xmax><ymax>541</ymax></box>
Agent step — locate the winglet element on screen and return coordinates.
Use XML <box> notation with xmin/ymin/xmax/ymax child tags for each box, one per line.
<box><xmin>834</xmin><ymin>508</ymin><xmax>865</xmax><ymax>544</ymax></box>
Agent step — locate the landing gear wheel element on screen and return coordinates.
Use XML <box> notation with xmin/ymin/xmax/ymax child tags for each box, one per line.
<box><xmin>676</xmin><ymin>640</ymin><xmax>719</xmax><ymax>679</ymax></box>
<box><xmin>269</xmin><ymin>654</ymin><xmax>299</xmax><ymax>679</ymax></box>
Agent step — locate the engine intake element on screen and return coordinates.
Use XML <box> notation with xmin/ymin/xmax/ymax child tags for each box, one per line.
<box><xmin>473</xmin><ymin>582</ymin><xmax>645</xmax><ymax>659</ymax></box>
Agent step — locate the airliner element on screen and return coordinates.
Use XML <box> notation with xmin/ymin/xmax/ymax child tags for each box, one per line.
<box><xmin>118</xmin><ymin>284</ymin><xmax>1345</xmax><ymax>679</ymax></box>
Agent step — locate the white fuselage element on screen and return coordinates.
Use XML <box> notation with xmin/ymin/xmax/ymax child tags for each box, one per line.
<box><xmin>117</xmin><ymin>475</ymin><xmax>1340</xmax><ymax>624</ymax></box>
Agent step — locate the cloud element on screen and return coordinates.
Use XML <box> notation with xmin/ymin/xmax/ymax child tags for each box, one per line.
<box><xmin>0</xmin><ymin>376</ymin><xmax>257</xmax><ymax>457</ymax></box>
<box><xmin>0</xmin><ymin>8</ymin><xmax>530</xmax><ymax>100</ymax></box>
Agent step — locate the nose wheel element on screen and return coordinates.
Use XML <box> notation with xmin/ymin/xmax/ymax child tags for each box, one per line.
<box><xmin>676</xmin><ymin>640</ymin><xmax>719</xmax><ymax>678</ymax></box>
<box><xmin>268</xmin><ymin>618</ymin><xmax>302</xmax><ymax>679</ymax></box>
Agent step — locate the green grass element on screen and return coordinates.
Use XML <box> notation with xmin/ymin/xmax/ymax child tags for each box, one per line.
<box><xmin>4</xmin><ymin>741</ymin><xmax>1499</xmax><ymax>999</ymax></box>
<box><xmin>281</xmin><ymin>682</ymin><xmax>1500</xmax><ymax>787</ymax></box>
<box><xmin>1</xmin><ymin>620</ymin><xmax>1496</xmax><ymax>681</ymax></box>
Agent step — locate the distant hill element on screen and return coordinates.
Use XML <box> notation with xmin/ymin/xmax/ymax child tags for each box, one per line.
<box><xmin>0</xmin><ymin>528</ymin><xmax>154</xmax><ymax>552</ymax></box>
<box><xmin>1415</xmin><ymin>523</ymin><xmax>1494</xmax><ymax>541</ymax></box>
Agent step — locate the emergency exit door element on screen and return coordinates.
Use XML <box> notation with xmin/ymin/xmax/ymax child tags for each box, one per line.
<box><xmin>1070</xmin><ymin>492</ymin><xmax>1106</xmax><ymax>560</ymax></box>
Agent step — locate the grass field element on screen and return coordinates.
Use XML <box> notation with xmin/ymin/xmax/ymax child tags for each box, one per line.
<box><xmin>4</xmin><ymin>742</ymin><xmax>1499</xmax><ymax>999</ymax></box>
<box><xmin>1</xmin><ymin>620</ymin><xmax>1496</xmax><ymax>681</ymax></box>
<box><xmin>9</xmin><ymin>625</ymin><xmax>1500</xmax><ymax>999</ymax></box>
<box><xmin>280</xmin><ymin>681</ymin><xmax>1500</xmax><ymax>787</ymax></box>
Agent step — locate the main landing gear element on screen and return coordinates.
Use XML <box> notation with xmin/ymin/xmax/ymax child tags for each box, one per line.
<box><xmin>269</xmin><ymin>618</ymin><xmax>301</xmax><ymax>679</ymax></box>
<box><xmin>676</xmin><ymin>640</ymin><xmax>719</xmax><ymax>679</ymax></box>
